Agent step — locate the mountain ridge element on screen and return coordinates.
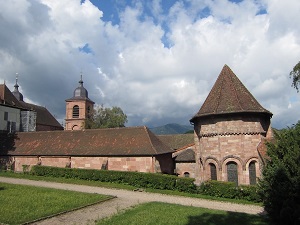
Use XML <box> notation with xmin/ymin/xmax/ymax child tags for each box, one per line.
<box><xmin>149</xmin><ymin>123</ymin><xmax>193</xmax><ymax>135</ymax></box>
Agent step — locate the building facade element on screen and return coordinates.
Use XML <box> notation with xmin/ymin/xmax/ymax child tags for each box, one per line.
<box><xmin>0</xmin><ymin>79</ymin><xmax>62</xmax><ymax>132</ymax></box>
<box><xmin>0</xmin><ymin>126</ymin><xmax>175</xmax><ymax>174</ymax></box>
<box><xmin>190</xmin><ymin>65</ymin><xmax>273</xmax><ymax>185</ymax></box>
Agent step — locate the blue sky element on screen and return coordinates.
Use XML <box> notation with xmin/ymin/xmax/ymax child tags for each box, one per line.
<box><xmin>0</xmin><ymin>0</ymin><xmax>299</xmax><ymax>129</ymax></box>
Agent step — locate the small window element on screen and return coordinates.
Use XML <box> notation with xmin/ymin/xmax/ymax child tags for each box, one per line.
<box><xmin>209</xmin><ymin>163</ymin><xmax>217</xmax><ymax>180</ymax></box>
<box><xmin>249</xmin><ymin>161</ymin><xmax>257</xmax><ymax>185</ymax></box>
<box><xmin>184</xmin><ymin>172</ymin><xmax>190</xmax><ymax>177</ymax></box>
<box><xmin>4</xmin><ymin>112</ymin><xmax>8</xmax><ymax>121</ymax></box>
<box><xmin>87</xmin><ymin>106</ymin><xmax>91</xmax><ymax>119</ymax></box>
<box><xmin>72</xmin><ymin>105</ymin><xmax>79</xmax><ymax>118</ymax></box>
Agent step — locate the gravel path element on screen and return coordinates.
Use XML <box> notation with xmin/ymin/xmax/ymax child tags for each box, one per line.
<box><xmin>0</xmin><ymin>177</ymin><xmax>264</xmax><ymax>225</ymax></box>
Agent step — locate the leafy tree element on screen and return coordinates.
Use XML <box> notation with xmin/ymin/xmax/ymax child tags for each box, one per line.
<box><xmin>85</xmin><ymin>105</ymin><xmax>128</xmax><ymax>129</ymax></box>
<box><xmin>258</xmin><ymin>121</ymin><xmax>300</xmax><ymax>225</ymax></box>
<box><xmin>290</xmin><ymin>61</ymin><xmax>300</xmax><ymax>92</ymax></box>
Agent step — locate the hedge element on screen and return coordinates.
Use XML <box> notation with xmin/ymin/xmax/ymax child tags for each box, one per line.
<box><xmin>30</xmin><ymin>166</ymin><xmax>261</xmax><ymax>202</ymax></box>
<box><xmin>30</xmin><ymin>165</ymin><xmax>196</xmax><ymax>193</ymax></box>
<box><xmin>199</xmin><ymin>180</ymin><xmax>261</xmax><ymax>202</ymax></box>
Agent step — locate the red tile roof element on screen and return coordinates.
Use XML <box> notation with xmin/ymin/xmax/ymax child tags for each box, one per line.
<box><xmin>19</xmin><ymin>101</ymin><xmax>62</xmax><ymax>129</ymax></box>
<box><xmin>157</xmin><ymin>134</ymin><xmax>194</xmax><ymax>150</ymax></box>
<box><xmin>3</xmin><ymin>126</ymin><xmax>174</xmax><ymax>156</ymax></box>
<box><xmin>0</xmin><ymin>84</ymin><xmax>23</xmax><ymax>108</ymax></box>
<box><xmin>191</xmin><ymin>65</ymin><xmax>272</xmax><ymax>122</ymax></box>
<box><xmin>173</xmin><ymin>144</ymin><xmax>195</xmax><ymax>162</ymax></box>
<box><xmin>0</xmin><ymin>83</ymin><xmax>62</xmax><ymax>130</ymax></box>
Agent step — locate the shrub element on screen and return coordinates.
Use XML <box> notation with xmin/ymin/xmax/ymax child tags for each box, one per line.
<box><xmin>258</xmin><ymin>122</ymin><xmax>300</xmax><ymax>225</ymax></box>
<box><xmin>199</xmin><ymin>180</ymin><xmax>261</xmax><ymax>202</ymax></box>
<box><xmin>30</xmin><ymin>166</ymin><xmax>195</xmax><ymax>192</ymax></box>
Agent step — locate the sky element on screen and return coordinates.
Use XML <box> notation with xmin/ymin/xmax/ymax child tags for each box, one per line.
<box><xmin>0</xmin><ymin>0</ymin><xmax>300</xmax><ymax>129</ymax></box>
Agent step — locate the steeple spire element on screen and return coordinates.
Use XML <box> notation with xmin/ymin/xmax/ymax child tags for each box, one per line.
<box><xmin>73</xmin><ymin>72</ymin><xmax>88</xmax><ymax>98</ymax></box>
<box><xmin>12</xmin><ymin>72</ymin><xmax>23</xmax><ymax>101</ymax></box>
<box><xmin>14</xmin><ymin>73</ymin><xmax>19</xmax><ymax>90</ymax></box>
<box><xmin>79</xmin><ymin>72</ymin><xmax>83</xmax><ymax>87</ymax></box>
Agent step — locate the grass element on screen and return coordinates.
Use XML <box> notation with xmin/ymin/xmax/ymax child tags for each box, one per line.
<box><xmin>97</xmin><ymin>202</ymin><xmax>269</xmax><ymax>225</ymax></box>
<box><xmin>0</xmin><ymin>182</ymin><xmax>113</xmax><ymax>225</ymax></box>
<box><xmin>0</xmin><ymin>171</ymin><xmax>261</xmax><ymax>206</ymax></box>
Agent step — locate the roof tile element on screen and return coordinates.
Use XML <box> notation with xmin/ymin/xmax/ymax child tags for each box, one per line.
<box><xmin>2</xmin><ymin>126</ymin><xmax>174</xmax><ymax>156</ymax></box>
<box><xmin>191</xmin><ymin>65</ymin><xmax>272</xmax><ymax>122</ymax></box>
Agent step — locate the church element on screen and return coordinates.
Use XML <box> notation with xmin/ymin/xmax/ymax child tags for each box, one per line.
<box><xmin>0</xmin><ymin>65</ymin><xmax>272</xmax><ymax>186</ymax></box>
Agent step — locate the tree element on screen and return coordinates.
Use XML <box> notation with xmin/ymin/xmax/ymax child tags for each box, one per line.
<box><xmin>290</xmin><ymin>61</ymin><xmax>300</xmax><ymax>92</ymax></box>
<box><xmin>85</xmin><ymin>105</ymin><xmax>128</xmax><ymax>129</ymax></box>
<box><xmin>258</xmin><ymin>122</ymin><xmax>300</xmax><ymax>225</ymax></box>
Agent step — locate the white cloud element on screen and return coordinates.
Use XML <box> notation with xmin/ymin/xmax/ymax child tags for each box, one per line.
<box><xmin>0</xmin><ymin>0</ymin><xmax>300</xmax><ymax>128</ymax></box>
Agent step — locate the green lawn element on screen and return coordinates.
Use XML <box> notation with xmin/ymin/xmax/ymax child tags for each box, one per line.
<box><xmin>97</xmin><ymin>202</ymin><xmax>269</xmax><ymax>225</ymax></box>
<box><xmin>0</xmin><ymin>171</ymin><xmax>261</xmax><ymax>206</ymax></box>
<box><xmin>0</xmin><ymin>182</ymin><xmax>113</xmax><ymax>225</ymax></box>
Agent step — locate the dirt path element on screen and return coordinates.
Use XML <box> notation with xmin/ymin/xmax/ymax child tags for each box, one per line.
<box><xmin>0</xmin><ymin>177</ymin><xmax>264</xmax><ymax>225</ymax></box>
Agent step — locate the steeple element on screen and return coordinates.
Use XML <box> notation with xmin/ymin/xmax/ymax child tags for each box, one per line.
<box><xmin>73</xmin><ymin>73</ymin><xmax>88</xmax><ymax>98</ymax></box>
<box><xmin>12</xmin><ymin>73</ymin><xmax>23</xmax><ymax>101</ymax></box>
<box><xmin>65</xmin><ymin>73</ymin><xmax>94</xmax><ymax>130</ymax></box>
<box><xmin>190</xmin><ymin>65</ymin><xmax>272</xmax><ymax>122</ymax></box>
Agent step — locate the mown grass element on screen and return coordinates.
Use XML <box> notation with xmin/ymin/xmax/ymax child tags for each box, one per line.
<box><xmin>0</xmin><ymin>171</ymin><xmax>261</xmax><ymax>206</ymax></box>
<box><xmin>0</xmin><ymin>182</ymin><xmax>112</xmax><ymax>225</ymax></box>
<box><xmin>97</xmin><ymin>202</ymin><xmax>269</xmax><ymax>225</ymax></box>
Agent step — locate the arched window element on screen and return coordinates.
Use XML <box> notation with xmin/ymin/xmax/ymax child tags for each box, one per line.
<box><xmin>249</xmin><ymin>161</ymin><xmax>257</xmax><ymax>185</ymax></box>
<box><xmin>72</xmin><ymin>105</ymin><xmax>79</xmax><ymax>118</ymax></box>
<box><xmin>227</xmin><ymin>162</ymin><xmax>238</xmax><ymax>185</ymax></box>
<box><xmin>209</xmin><ymin>163</ymin><xmax>217</xmax><ymax>180</ymax></box>
<box><xmin>184</xmin><ymin>172</ymin><xmax>190</xmax><ymax>177</ymax></box>
<box><xmin>72</xmin><ymin>125</ymin><xmax>79</xmax><ymax>130</ymax></box>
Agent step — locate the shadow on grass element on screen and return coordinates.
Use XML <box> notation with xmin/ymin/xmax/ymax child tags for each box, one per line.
<box><xmin>187</xmin><ymin>212</ymin><xmax>270</xmax><ymax>225</ymax></box>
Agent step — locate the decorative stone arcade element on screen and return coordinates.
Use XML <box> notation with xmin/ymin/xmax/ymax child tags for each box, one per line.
<box><xmin>190</xmin><ymin>65</ymin><xmax>273</xmax><ymax>185</ymax></box>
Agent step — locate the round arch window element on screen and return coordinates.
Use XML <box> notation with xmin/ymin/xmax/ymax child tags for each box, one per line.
<box><xmin>184</xmin><ymin>172</ymin><xmax>190</xmax><ymax>177</ymax></box>
<box><xmin>72</xmin><ymin>105</ymin><xmax>79</xmax><ymax>118</ymax></box>
<box><xmin>227</xmin><ymin>162</ymin><xmax>238</xmax><ymax>185</ymax></box>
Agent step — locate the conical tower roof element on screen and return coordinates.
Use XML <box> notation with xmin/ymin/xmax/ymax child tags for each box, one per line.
<box><xmin>190</xmin><ymin>65</ymin><xmax>272</xmax><ymax>122</ymax></box>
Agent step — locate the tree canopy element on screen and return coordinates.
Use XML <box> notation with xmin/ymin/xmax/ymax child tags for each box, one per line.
<box><xmin>258</xmin><ymin>121</ymin><xmax>300</xmax><ymax>225</ymax></box>
<box><xmin>85</xmin><ymin>105</ymin><xmax>128</xmax><ymax>129</ymax></box>
<box><xmin>290</xmin><ymin>61</ymin><xmax>300</xmax><ymax>92</ymax></box>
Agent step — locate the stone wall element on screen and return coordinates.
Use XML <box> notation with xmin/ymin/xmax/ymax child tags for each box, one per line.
<box><xmin>194</xmin><ymin>114</ymin><xmax>270</xmax><ymax>185</ymax></box>
<box><xmin>175</xmin><ymin>162</ymin><xmax>196</xmax><ymax>178</ymax></box>
<box><xmin>65</xmin><ymin>100</ymin><xmax>93</xmax><ymax>130</ymax></box>
<box><xmin>9</xmin><ymin>155</ymin><xmax>174</xmax><ymax>174</ymax></box>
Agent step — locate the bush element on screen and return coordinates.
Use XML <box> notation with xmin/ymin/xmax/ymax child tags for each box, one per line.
<box><xmin>199</xmin><ymin>180</ymin><xmax>261</xmax><ymax>202</ymax></box>
<box><xmin>258</xmin><ymin>121</ymin><xmax>300</xmax><ymax>225</ymax></box>
<box><xmin>30</xmin><ymin>166</ymin><xmax>196</xmax><ymax>192</ymax></box>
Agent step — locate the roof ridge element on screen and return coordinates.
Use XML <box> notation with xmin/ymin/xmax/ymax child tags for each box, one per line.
<box><xmin>214</xmin><ymin>71</ymin><xmax>225</xmax><ymax>113</ymax></box>
<box><xmin>143</xmin><ymin>126</ymin><xmax>159</xmax><ymax>154</ymax></box>
<box><xmin>227</xmin><ymin>66</ymin><xmax>243</xmax><ymax>111</ymax></box>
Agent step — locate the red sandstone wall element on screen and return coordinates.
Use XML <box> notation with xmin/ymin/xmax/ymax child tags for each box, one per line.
<box><xmin>65</xmin><ymin>100</ymin><xmax>93</xmax><ymax>130</ymax></box>
<box><xmin>71</xmin><ymin>157</ymin><xmax>108</xmax><ymax>169</ymax></box>
<box><xmin>14</xmin><ymin>157</ymin><xmax>39</xmax><ymax>172</ymax></box>
<box><xmin>10</xmin><ymin>155</ymin><xmax>173</xmax><ymax>174</ymax></box>
<box><xmin>176</xmin><ymin>162</ymin><xmax>196</xmax><ymax>178</ymax></box>
<box><xmin>194</xmin><ymin>115</ymin><xmax>269</xmax><ymax>185</ymax></box>
<box><xmin>41</xmin><ymin>157</ymin><xmax>70</xmax><ymax>168</ymax></box>
<box><xmin>108</xmin><ymin>157</ymin><xmax>154</xmax><ymax>172</ymax></box>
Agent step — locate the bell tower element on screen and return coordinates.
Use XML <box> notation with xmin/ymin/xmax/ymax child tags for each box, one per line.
<box><xmin>65</xmin><ymin>75</ymin><xmax>94</xmax><ymax>130</ymax></box>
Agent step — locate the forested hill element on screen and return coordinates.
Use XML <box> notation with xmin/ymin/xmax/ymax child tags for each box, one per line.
<box><xmin>149</xmin><ymin>123</ymin><xmax>193</xmax><ymax>135</ymax></box>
